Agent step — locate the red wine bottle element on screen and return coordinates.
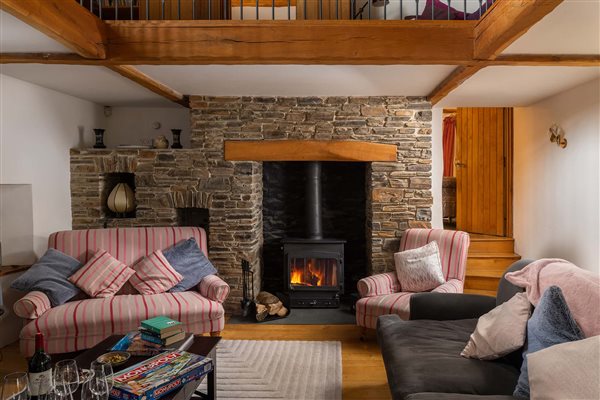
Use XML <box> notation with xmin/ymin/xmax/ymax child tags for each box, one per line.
<box><xmin>28</xmin><ymin>332</ymin><xmax>52</xmax><ymax>400</ymax></box>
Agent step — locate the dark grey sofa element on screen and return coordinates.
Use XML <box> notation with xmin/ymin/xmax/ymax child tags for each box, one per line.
<box><xmin>377</xmin><ymin>259</ymin><xmax>532</xmax><ymax>400</ymax></box>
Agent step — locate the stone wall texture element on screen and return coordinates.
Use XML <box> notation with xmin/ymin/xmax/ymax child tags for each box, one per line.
<box><xmin>70</xmin><ymin>96</ymin><xmax>433</xmax><ymax>314</ymax></box>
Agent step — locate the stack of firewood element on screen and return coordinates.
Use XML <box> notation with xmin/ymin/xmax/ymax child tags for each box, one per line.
<box><xmin>255</xmin><ymin>291</ymin><xmax>289</xmax><ymax>321</ymax></box>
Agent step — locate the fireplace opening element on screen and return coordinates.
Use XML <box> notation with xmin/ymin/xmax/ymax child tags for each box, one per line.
<box><xmin>262</xmin><ymin>161</ymin><xmax>366</xmax><ymax>308</ymax></box>
<box><xmin>176</xmin><ymin>207</ymin><xmax>210</xmax><ymax>241</ymax></box>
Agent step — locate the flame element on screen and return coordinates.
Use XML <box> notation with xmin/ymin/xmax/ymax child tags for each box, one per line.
<box><xmin>290</xmin><ymin>260</ymin><xmax>324</xmax><ymax>286</ymax></box>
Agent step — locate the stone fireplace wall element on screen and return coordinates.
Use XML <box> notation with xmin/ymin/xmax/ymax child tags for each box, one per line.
<box><xmin>70</xmin><ymin>96</ymin><xmax>433</xmax><ymax>314</ymax></box>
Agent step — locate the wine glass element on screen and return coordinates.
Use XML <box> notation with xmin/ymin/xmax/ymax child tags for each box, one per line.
<box><xmin>87</xmin><ymin>367</ymin><xmax>108</xmax><ymax>400</ymax></box>
<box><xmin>53</xmin><ymin>360</ymin><xmax>79</xmax><ymax>400</ymax></box>
<box><xmin>90</xmin><ymin>361</ymin><xmax>113</xmax><ymax>392</ymax></box>
<box><xmin>1</xmin><ymin>372</ymin><xmax>30</xmax><ymax>400</ymax></box>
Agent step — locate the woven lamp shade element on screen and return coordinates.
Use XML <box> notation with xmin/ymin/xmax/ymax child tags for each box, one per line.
<box><xmin>107</xmin><ymin>183</ymin><xmax>135</xmax><ymax>213</ymax></box>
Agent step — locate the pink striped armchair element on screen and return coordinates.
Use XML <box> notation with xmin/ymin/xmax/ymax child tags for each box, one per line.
<box><xmin>356</xmin><ymin>229</ymin><xmax>470</xmax><ymax>331</ymax></box>
<box><xmin>13</xmin><ymin>227</ymin><xmax>229</xmax><ymax>357</ymax></box>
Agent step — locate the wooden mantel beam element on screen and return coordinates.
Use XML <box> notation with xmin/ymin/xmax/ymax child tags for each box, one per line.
<box><xmin>107</xmin><ymin>65</ymin><xmax>189</xmax><ymax>107</ymax></box>
<box><xmin>104</xmin><ymin>20</ymin><xmax>476</xmax><ymax>65</ymax></box>
<box><xmin>0</xmin><ymin>0</ymin><xmax>107</xmax><ymax>59</ymax></box>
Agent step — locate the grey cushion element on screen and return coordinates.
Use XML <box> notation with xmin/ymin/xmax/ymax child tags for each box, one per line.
<box><xmin>10</xmin><ymin>248</ymin><xmax>82</xmax><ymax>306</ymax></box>
<box><xmin>513</xmin><ymin>286</ymin><xmax>584</xmax><ymax>399</ymax></box>
<box><xmin>163</xmin><ymin>238</ymin><xmax>217</xmax><ymax>292</ymax></box>
<box><xmin>377</xmin><ymin>314</ymin><xmax>520</xmax><ymax>400</ymax></box>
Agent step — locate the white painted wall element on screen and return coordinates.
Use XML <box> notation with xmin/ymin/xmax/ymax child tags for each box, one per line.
<box><xmin>0</xmin><ymin>74</ymin><xmax>103</xmax><ymax>259</ymax></box>
<box><xmin>103</xmin><ymin>107</ymin><xmax>191</xmax><ymax>148</ymax></box>
<box><xmin>0</xmin><ymin>184</ymin><xmax>35</xmax><ymax>265</ymax></box>
<box><xmin>513</xmin><ymin>78</ymin><xmax>600</xmax><ymax>273</ymax></box>
<box><xmin>431</xmin><ymin>107</ymin><xmax>444</xmax><ymax>228</ymax></box>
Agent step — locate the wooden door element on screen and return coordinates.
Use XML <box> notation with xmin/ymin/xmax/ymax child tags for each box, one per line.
<box><xmin>455</xmin><ymin>108</ymin><xmax>513</xmax><ymax>236</ymax></box>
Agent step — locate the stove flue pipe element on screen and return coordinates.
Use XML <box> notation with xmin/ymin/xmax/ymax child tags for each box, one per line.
<box><xmin>305</xmin><ymin>161</ymin><xmax>323</xmax><ymax>240</ymax></box>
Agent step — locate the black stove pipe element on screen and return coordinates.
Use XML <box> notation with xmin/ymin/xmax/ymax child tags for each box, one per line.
<box><xmin>305</xmin><ymin>161</ymin><xmax>323</xmax><ymax>240</ymax></box>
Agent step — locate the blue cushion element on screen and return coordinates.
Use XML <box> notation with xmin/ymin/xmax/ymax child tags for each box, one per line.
<box><xmin>514</xmin><ymin>286</ymin><xmax>584</xmax><ymax>399</ymax></box>
<box><xmin>163</xmin><ymin>238</ymin><xmax>217</xmax><ymax>292</ymax></box>
<box><xmin>11</xmin><ymin>248</ymin><xmax>83</xmax><ymax>306</ymax></box>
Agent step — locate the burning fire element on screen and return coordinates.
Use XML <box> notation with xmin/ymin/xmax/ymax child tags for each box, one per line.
<box><xmin>290</xmin><ymin>261</ymin><xmax>324</xmax><ymax>286</ymax></box>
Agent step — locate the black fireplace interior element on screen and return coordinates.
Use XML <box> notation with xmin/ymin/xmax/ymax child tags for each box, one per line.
<box><xmin>262</xmin><ymin>161</ymin><xmax>367</xmax><ymax>306</ymax></box>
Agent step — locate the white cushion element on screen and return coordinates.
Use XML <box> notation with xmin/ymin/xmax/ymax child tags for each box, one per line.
<box><xmin>394</xmin><ymin>241</ymin><xmax>445</xmax><ymax>292</ymax></box>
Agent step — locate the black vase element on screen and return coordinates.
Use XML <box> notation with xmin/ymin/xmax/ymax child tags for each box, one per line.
<box><xmin>171</xmin><ymin>129</ymin><xmax>183</xmax><ymax>149</ymax></box>
<box><xmin>93</xmin><ymin>129</ymin><xmax>106</xmax><ymax>149</ymax></box>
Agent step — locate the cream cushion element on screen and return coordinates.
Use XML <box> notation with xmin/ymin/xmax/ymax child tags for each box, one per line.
<box><xmin>461</xmin><ymin>292</ymin><xmax>531</xmax><ymax>360</ymax></box>
<box><xmin>394</xmin><ymin>241</ymin><xmax>445</xmax><ymax>292</ymax></box>
<box><xmin>528</xmin><ymin>335</ymin><xmax>600</xmax><ymax>400</ymax></box>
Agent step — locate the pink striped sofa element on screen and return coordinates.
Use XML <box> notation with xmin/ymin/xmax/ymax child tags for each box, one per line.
<box><xmin>356</xmin><ymin>229</ymin><xmax>470</xmax><ymax>330</ymax></box>
<box><xmin>14</xmin><ymin>227</ymin><xmax>229</xmax><ymax>357</ymax></box>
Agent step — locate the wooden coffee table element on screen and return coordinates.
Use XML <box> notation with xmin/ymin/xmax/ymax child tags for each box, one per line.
<box><xmin>72</xmin><ymin>335</ymin><xmax>220</xmax><ymax>400</ymax></box>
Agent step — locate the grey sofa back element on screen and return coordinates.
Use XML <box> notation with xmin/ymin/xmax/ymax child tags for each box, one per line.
<box><xmin>496</xmin><ymin>259</ymin><xmax>533</xmax><ymax>306</ymax></box>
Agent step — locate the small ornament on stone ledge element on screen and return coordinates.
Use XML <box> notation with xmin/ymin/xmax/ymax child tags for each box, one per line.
<box><xmin>153</xmin><ymin>135</ymin><xmax>169</xmax><ymax>149</ymax></box>
<box><xmin>171</xmin><ymin>129</ymin><xmax>183</xmax><ymax>149</ymax></box>
<box><xmin>93</xmin><ymin>129</ymin><xmax>106</xmax><ymax>149</ymax></box>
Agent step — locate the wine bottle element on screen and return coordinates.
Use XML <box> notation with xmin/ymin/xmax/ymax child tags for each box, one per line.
<box><xmin>28</xmin><ymin>332</ymin><xmax>52</xmax><ymax>399</ymax></box>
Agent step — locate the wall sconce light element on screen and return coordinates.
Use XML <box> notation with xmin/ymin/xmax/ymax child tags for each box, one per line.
<box><xmin>549</xmin><ymin>124</ymin><xmax>567</xmax><ymax>149</ymax></box>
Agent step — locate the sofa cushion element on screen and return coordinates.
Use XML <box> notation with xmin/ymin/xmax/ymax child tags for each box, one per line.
<box><xmin>69</xmin><ymin>250</ymin><xmax>135</xmax><ymax>298</ymax></box>
<box><xmin>129</xmin><ymin>250</ymin><xmax>183</xmax><ymax>295</ymax></box>
<box><xmin>461</xmin><ymin>292</ymin><xmax>531</xmax><ymax>360</ymax></box>
<box><xmin>19</xmin><ymin>291</ymin><xmax>225</xmax><ymax>357</ymax></box>
<box><xmin>514</xmin><ymin>286</ymin><xmax>584</xmax><ymax>399</ymax></box>
<box><xmin>164</xmin><ymin>238</ymin><xmax>217</xmax><ymax>292</ymax></box>
<box><xmin>11</xmin><ymin>248</ymin><xmax>82</xmax><ymax>306</ymax></box>
<box><xmin>377</xmin><ymin>314</ymin><xmax>520</xmax><ymax>400</ymax></box>
<box><xmin>394</xmin><ymin>241</ymin><xmax>445</xmax><ymax>292</ymax></box>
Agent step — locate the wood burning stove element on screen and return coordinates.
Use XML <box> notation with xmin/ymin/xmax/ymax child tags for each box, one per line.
<box><xmin>283</xmin><ymin>162</ymin><xmax>345</xmax><ymax>308</ymax></box>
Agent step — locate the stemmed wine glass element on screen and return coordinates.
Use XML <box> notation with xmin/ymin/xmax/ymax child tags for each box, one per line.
<box><xmin>1</xmin><ymin>372</ymin><xmax>30</xmax><ymax>400</ymax></box>
<box><xmin>86</xmin><ymin>361</ymin><xmax>111</xmax><ymax>400</ymax></box>
<box><xmin>90</xmin><ymin>361</ymin><xmax>113</xmax><ymax>394</ymax></box>
<box><xmin>53</xmin><ymin>360</ymin><xmax>79</xmax><ymax>400</ymax></box>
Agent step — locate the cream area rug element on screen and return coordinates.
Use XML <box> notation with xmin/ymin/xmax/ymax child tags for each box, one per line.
<box><xmin>197</xmin><ymin>340</ymin><xmax>342</xmax><ymax>400</ymax></box>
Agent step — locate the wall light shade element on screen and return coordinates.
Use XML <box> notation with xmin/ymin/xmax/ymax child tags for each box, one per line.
<box><xmin>107</xmin><ymin>183</ymin><xmax>135</xmax><ymax>213</ymax></box>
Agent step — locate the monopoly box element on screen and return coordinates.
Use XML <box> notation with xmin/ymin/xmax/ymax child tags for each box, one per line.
<box><xmin>109</xmin><ymin>351</ymin><xmax>212</xmax><ymax>400</ymax></box>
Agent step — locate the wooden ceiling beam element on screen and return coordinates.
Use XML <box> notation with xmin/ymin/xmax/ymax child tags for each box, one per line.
<box><xmin>427</xmin><ymin>63</ymin><xmax>487</xmax><ymax>106</ymax></box>
<box><xmin>104</xmin><ymin>20</ymin><xmax>476</xmax><ymax>65</ymax></box>
<box><xmin>0</xmin><ymin>0</ymin><xmax>107</xmax><ymax>59</ymax></box>
<box><xmin>474</xmin><ymin>0</ymin><xmax>564</xmax><ymax>60</ymax></box>
<box><xmin>107</xmin><ymin>65</ymin><xmax>189</xmax><ymax>107</ymax></box>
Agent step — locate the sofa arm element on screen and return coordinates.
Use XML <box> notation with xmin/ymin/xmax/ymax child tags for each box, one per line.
<box><xmin>409</xmin><ymin>293</ymin><xmax>496</xmax><ymax>321</ymax></box>
<box><xmin>357</xmin><ymin>272</ymin><xmax>401</xmax><ymax>298</ymax></box>
<box><xmin>14</xmin><ymin>291</ymin><xmax>52</xmax><ymax>319</ymax></box>
<box><xmin>197</xmin><ymin>275</ymin><xmax>230</xmax><ymax>303</ymax></box>
<box><xmin>431</xmin><ymin>279</ymin><xmax>464</xmax><ymax>293</ymax></box>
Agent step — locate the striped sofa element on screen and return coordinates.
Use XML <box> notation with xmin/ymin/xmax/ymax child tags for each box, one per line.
<box><xmin>14</xmin><ymin>227</ymin><xmax>229</xmax><ymax>357</ymax></box>
<box><xmin>356</xmin><ymin>228</ymin><xmax>470</xmax><ymax>330</ymax></box>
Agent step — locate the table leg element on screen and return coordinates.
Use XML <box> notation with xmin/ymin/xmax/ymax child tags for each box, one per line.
<box><xmin>207</xmin><ymin>347</ymin><xmax>216</xmax><ymax>400</ymax></box>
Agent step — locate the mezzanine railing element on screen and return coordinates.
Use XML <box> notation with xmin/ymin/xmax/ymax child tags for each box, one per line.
<box><xmin>79</xmin><ymin>0</ymin><xmax>496</xmax><ymax>21</ymax></box>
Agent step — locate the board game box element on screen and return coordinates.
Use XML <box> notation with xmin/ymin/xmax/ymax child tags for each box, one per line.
<box><xmin>109</xmin><ymin>351</ymin><xmax>212</xmax><ymax>400</ymax></box>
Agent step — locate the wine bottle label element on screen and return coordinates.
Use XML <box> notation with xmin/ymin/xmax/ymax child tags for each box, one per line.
<box><xmin>29</xmin><ymin>370</ymin><xmax>53</xmax><ymax>396</ymax></box>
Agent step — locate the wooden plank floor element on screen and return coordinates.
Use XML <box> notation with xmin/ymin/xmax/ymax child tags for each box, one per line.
<box><xmin>0</xmin><ymin>324</ymin><xmax>391</xmax><ymax>400</ymax></box>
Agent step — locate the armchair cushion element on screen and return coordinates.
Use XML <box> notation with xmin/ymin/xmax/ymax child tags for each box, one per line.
<box><xmin>394</xmin><ymin>241</ymin><xmax>445</xmax><ymax>292</ymax></box>
<box><xmin>11</xmin><ymin>248</ymin><xmax>82</xmax><ymax>306</ymax></box>
<box><xmin>14</xmin><ymin>291</ymin><xmax>52</xmax><ymax>319</ymax></box>
<box><xmin>357</xmin><ymin>272</ymin><xmax>401</xmax><ymax>298</ymax></box>
<box><xmin>198</xmin><ymin>274</ymin><xmax>230</xmax><ymax>303</ymax></box>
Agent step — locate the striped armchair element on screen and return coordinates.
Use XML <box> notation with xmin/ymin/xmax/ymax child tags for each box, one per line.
<box><xmin>14</xmin><ymin>227</ymin><xmax>229</xmax><ymax>357</ymax></box>
<box><xmin>356</xmin><ymin>229</ymin><xmax>470</xmax><ymax>331</ymax></box>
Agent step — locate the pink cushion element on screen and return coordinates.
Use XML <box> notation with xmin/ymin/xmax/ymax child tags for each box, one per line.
<box><xmin>505</xmin><ymin>259</ymin><xmax>600</xmax><ymax>338</ymax></box>
<box><xmin>69</xmin><ymin>250</ymin><xmax>135</xmax><ymax>298</ymax></box>
<box><xmin>129</xmin><ymin>250</ymin><xmax>183</xmax><ymax>295</ymax></box>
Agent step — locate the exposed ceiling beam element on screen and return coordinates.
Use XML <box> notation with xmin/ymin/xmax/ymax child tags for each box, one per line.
<box><xmin>0</xmin><ymin>0</ymin><xmax>107</xmax><ymax>59</ymax></box>
<box><xmin>107</xmin><ymin>65</ymin><xmax>190</xmax><ymax>107</ymax></box>
<box><xmin>428</xmin><ymin>63</ymin><xmax>487</xmax><ymax>106</ymax></box>
<box><xmin>430</xmin><ymin>0</ymin><xmax>564</xmax><ymax>105</ymax></box>
<box><xmin>474</xmin><ymin>0</ymin><xmax>564</xmax><ymax>60</ymax></box>
<box><xmin>104</xmin><ymin>20</ymin><xmax>476</xmax><ymax>65</ymax></box>
<box><xmin>3</xmin><ymin>52</ymin><xmax>599</xmax><ymax>67</ymax></box>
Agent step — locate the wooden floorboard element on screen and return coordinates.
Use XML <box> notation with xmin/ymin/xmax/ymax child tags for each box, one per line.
<box><xmin>0</xmin><ymin>324</ymin><xmax>391</xmax><ymax>400</ymax></box>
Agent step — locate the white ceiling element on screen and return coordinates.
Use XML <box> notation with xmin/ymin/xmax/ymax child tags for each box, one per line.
<box><xmin>0</xmin><ymin>64</ymin><xmax>177</xmax><ymax>107</ymax></box>
<box><xmin>502</xmin><ymin>0</ymin><xmax>600</xmax><ymax>55</ymax></box>
<box><xmin>0</xmin><ymin>11</ymin><xmax>71</xmax><ymax>53</ymax></box>
<box><xmin>437</xmin><ymin>66</ymin><xmax>600</xmax><ymax>107</ymax></box>
<box><xmin>136</xmin><ymin>65</ymin><xmax>456</xmax><ymax>96</ymax></box>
